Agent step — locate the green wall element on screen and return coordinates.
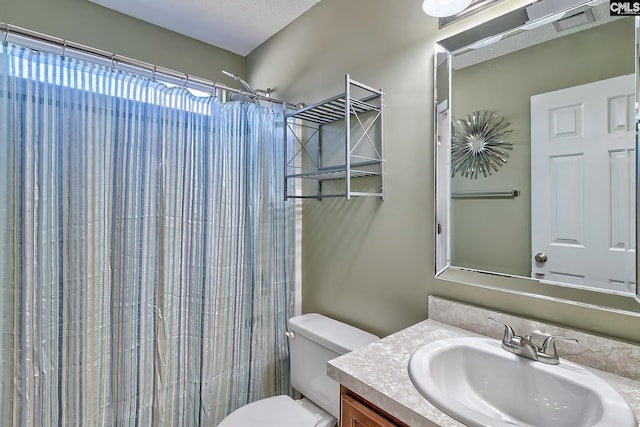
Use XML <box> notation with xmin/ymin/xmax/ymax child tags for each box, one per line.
<box><xmin>451</xmin><ymin>19</ymin><xmax>634</xmax><ymax>277</ymax></box>
<box><xmin>0</xmin><ymin>0</ymin><xmax>245</xmax><ymax>87</ymax></box>
<box><xmin>247</xmin><ymin>0</ymin><xmax>640</xmax><ymax>342</ymax></box>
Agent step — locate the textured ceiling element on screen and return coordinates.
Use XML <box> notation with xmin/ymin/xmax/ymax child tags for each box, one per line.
<box><xmin>88</xmin><ymin>0</ymin><xmax>322</xmax><ymax>56</ymax></box>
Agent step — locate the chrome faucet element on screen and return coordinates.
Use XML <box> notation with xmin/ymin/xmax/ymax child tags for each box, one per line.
<box><xmin>488</xmin><ymin>317</ymin><xmax>578</xmax><ymax>365</ymax></box>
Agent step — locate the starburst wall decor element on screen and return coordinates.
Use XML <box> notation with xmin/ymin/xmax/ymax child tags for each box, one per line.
<box><xmin>451</xmin><ymin>110</ymin><xmax>513</xmax><ymax>179</ymax></box>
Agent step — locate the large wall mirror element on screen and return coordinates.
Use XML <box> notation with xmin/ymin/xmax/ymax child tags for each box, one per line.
<box><xmin>435</xmin><ymin>0</ymin><xmax>640</xmax><ymax>313</ymax></box>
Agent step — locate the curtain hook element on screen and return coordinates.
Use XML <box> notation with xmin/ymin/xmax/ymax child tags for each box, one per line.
<box><xmin>183</xmin><ymin>74</ymin><xmax>190</xmax><ymax>89</ymax></box>
<box><xmin>62</xmin><ymin>40</ymin><xmax>67</xmax><ymax>58</ymax></box>
<box><xmin>111</xmin><ymin>54</ymin><xmax>117</xmax><ymax>71</ymax></box>
<box><xmin>3</xmin><ymin>24</ymin><xmax>9</xmax><ymax>45</ymax></box>
<box><xmin>151</xmin><ymin>65</ymin><xmax>156</xmax><ymax>82</ymax></box>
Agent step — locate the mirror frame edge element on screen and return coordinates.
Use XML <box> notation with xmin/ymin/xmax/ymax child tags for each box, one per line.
<box><xmin>434</xmin><ymin>41</ymin><xmax>451</xmax><ymax>278</ymax></box>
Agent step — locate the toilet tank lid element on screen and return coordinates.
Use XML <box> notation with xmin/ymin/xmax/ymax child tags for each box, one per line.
<box><xmin>288</xmin><ymin>313</ymin><xmax>379</xmax><ymax>354</ymax></box>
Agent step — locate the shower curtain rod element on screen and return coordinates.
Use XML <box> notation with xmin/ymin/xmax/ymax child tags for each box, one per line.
<box><xmin>1</xmin><ymin>21</ymin><xmax>296</xmax><ymax>108</ymax></box>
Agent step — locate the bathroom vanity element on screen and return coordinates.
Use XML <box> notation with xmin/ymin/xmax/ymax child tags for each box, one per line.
<box><xmin>328</xmin><ymin>297</ymin><xmax>640</xmax><ymax>426</ymax></box>
<box><xmin>340</xmin><ymin>388</ymin><xmax>408</xmax><ymax>427</ymax></box>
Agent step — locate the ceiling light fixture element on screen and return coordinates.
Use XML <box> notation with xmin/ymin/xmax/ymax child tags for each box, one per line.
<box><xmin>422</xmin><ymin>0</ymin><xmax>472</xmax><ymax>17</ymax></box>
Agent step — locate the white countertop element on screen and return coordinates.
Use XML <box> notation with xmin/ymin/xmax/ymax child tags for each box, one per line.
<box><xmin>327</xmin><ymin>319</ymin><xmax>640</xmax><ymax>427</ymax></box>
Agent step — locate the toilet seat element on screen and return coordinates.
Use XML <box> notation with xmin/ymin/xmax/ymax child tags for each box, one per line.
<box><xmin>218</xmin><ymin>395</ymin><xmax>318</xmax><ymax>427</ymax></box>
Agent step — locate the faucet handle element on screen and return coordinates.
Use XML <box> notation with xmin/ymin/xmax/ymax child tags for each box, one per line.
<box><xmin>488</xmin><ymin>316</ymin><xmax>516</xmax><ymax>343</ymax></box>
<box><xmin>540</xmin><ymin>335</ymin><xmax>579</xmax><ymax>357</ymax></box>
<box><xmin>537</xmin><ymin>335</ymin><xmax>579</xmax><ymax>364</ymax></box>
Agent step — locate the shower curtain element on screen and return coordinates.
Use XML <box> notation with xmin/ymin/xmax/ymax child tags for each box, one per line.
<box><xmin>0</xmin><ymin>42</ymin><xmax>295</xmax><ymax>426</ymax></box>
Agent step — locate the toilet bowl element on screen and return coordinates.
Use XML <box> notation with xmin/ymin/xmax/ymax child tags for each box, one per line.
<box><xmin>217</xmin><ymin>396</ymin><xmax>334</xmax><ymax>427</ymax></box>
<box><xmin>217</xmin><ymin>313</ymin><xmax>379</xmax><ymax>427</ymax></box>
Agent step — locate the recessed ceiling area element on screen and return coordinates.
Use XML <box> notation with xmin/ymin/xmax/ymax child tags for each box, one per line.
<box><xmin>88</xmin><ymin>0</ymin><xmax>322</xmax><ymax>56</ymax></box>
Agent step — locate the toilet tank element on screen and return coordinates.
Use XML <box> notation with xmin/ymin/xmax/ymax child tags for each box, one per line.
<box><xmin>287</xmin><ymin>314</ymin><xmax>379</xmax><ymax>419</ymax></box>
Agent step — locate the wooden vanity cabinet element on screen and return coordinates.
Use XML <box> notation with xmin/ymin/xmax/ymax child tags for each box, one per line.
<box><xmin>340</xmin><ymin>386</ymin><xmax>409</xmax><ymax>427</ymax></box>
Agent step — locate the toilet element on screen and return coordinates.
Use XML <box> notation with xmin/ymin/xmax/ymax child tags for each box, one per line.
<box><xmin>218</xmin><ymin>313</ymin><xmax>379</xmax><ymax>427</ymax></box>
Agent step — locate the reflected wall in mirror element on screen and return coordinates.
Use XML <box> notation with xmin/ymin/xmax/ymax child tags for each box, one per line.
<box><xmin>434</xmin><ymin>0</ymin><xmax>640</xmax><ymax>308</ymax></box>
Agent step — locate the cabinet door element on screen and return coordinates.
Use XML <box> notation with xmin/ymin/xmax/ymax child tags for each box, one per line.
<box><xmin>341</xmin><ymin>394</ymin><xmax>398</xmax><ymax>427</ymax></box>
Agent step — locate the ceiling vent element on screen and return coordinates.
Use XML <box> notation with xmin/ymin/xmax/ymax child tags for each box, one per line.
<box><xmin>552</xmin><ymin>8</ymin><xmax>596</xmax><ymax>32</ymax></box>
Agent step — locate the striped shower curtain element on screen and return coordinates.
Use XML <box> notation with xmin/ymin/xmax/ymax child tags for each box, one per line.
<box><xmin>0</xmin><ymin>42</ymin><xmax>295</xmax><ymax>426</ymax></box>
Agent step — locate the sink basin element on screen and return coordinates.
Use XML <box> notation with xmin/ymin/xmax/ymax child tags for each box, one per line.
<box><xmin>408</xmin><ymin>337</ymin><xmax>638</xmax><ymax>427</ymax></box>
